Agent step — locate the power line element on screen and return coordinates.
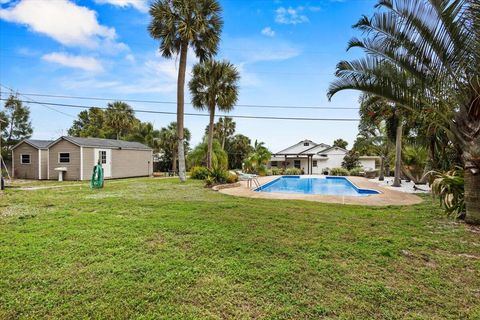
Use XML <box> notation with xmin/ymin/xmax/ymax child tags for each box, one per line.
<box><xmin>0</xmin><ymin>98</ymin><xmax>360</xmax><ymax>122</ymax></box>
<box><xmin>18</xmin><ymin>92</ymin><xmax>360</xmax><ymax>110</ymax></box>
<box><xmin>0</xmin><ymin>84</ymin><xmax>76</xmax><ymax>118</ymax></box>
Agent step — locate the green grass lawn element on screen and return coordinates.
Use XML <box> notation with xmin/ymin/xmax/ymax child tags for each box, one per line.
<box><xmin>1</xmin><ymin>178</ymin><xmax>479</xmax><ymax>319</ymax></box>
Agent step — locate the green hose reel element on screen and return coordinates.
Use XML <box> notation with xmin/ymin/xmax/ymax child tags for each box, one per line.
<box><xmin>90</xmin><ymin>164</ymin><xmax>104</xmax><ymax>189</ymax></box>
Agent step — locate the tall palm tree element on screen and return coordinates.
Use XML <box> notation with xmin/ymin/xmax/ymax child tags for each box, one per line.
<box><xmin>128</xmin><ymin>122</ymin><xmax>160</xmax><ymax>150</ymax></box>
<box><xmin>189</xmin><ymin>60</ymin><xmax>240</xmax><ymax>169</ymax></box>
<box><xmin>105</xmin><ymin>101</ymin><xmax>136</xmax><ymax>140</ymax></box>
<box><xmin>148</xmin><ymin>0</ymin><xmax>223</xmax><ymax>182</ymax></box>
<box><xmin>328</xmin><ymin>0</ymin><xmax>480</xmax><ymax>224</ymax></box>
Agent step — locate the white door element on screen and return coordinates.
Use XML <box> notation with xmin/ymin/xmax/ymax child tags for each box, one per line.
<box><xmin>94</xmin><ymin>149</ymin><xmax>112</xmax><ymax>178</ymax></box>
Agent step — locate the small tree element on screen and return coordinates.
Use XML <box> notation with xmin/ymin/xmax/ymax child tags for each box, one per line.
<box><xmin>105</xmin><ymin>101</ymin><xmax>136</xmax><ymax>140</ymax></box>
<box><xmin>333</xmin><ymin>138</ymin><xmax>348</xmax><ymax>149</ymax></box>
<box><xmin>1</xmin><ymin>94</ymin><xmax>33</xmax><ymax>160</ymax></box>
<box><xmin>342</xmin><ymin>150</ymin><xmax>360</xmax><ymax>170</ymax></box>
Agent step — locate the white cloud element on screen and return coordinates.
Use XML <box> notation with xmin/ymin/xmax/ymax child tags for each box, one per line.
<box><xmin>275</xmin><ymin>6</ymin><xmax>309</xmax><ymax>25</ymax></box>
<box><xmin>94</xmin><ymin>0</ymin><xmax>149</xmax><ymax>12</ymax></box>
<box><xmin>0</xmin><ymin>0</ymin><xmax>124</xmax><ymax>50</ymax></box>
<box><xmin>42</xmin><ymin>52</ymin><xmax>104</xmax><ymax>72</ymax></box>
<box><xmin>261</xmin><ymin>27</ymin><xmax>275</xmax><ymax>37</ymax></box>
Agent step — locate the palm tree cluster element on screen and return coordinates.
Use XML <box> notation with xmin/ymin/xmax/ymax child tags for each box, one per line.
<box><xmin>149</xmin><ymin>0</ymin><xmax>231</xmax><ymax>180</ymax></box>
<box><xmin>328</xmin><ymin>0</ymin><xmax>480</xmax><ymax>224</ymax></box>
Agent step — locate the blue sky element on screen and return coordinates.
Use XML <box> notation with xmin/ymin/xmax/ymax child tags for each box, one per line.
<box><xmin>0</xmin><ymin>0</ymin><xmax>377</xmax><ymax>152</ymax></box>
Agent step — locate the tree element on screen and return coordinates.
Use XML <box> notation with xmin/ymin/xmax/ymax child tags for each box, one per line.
<box><xmin>1</xmin><ymin>94</ymin><xmax>33</xmax><ymax>159</ymax></box>
<box><xmin>328</xmin><ymin>1</ymin><xmax>480</xmax><ymax>223</ymax></box>
<box><xmin>216</xmin><ymin>117</ymin><xmax>236</xmax><ymax>149</ymax></box>
<box><xmin>225</xmin><ymin>134</ymin><xmax>253</xmax><ymax>169</ymax></box>
<box><xmin>149</xmin><ymin>0</ymin><xmax>223</xmax><ymax>182</ymax></box>
<box><xmin>244</xmin><ymin>140</ymin><xmax>271</xmax><ymax>175</ymax></box>
<box><xmin>189</xmin><ymin>60</ymin><xmax>239</xmax><ymax>169</ymax></box>
<box><xmin>333</xmin><ymin>139</ymin><xmax>348</xmax><ymax>149</ymax></box>
<box><xmin>68</xmin><ymin>107</ymin><xmax>108</xmax><ymax>138</ymax></box>
<box><xmin>342</xmin><ymin>150</ymin><xmax>360</xmax><ymax>171</ymax></box>
<box><xmin>105</xmin><ymin>101</ymin><xmax>136</xmax><ymax>140</ymax></box>
<box><xmin>188</xmin><ymin>138</ymin><xmax>228</xmax><ymax>170</ymax></box>
<box><xmin>157</xmin><ymin>122</ymin><xmax>191</xmax><ymax>172</ymax></box>
<box><xmin>127</xmin><ymin>122</ymin><xmax>160</xmax><ymax>150</ymax></box>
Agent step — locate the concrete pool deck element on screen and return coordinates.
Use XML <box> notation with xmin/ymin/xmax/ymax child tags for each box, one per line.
<box><xmin>217</xmin><ymin>176</ymin><xmax>423</xmax><ymax>206</ymax></box>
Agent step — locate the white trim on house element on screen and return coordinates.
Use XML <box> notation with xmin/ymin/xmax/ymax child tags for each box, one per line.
<box><xmin>58</xmin><ymin>152</ymin><xmax>70</xmax><ymax>164</ymax></box>
<box><xmin>80</xmin><ymin>146</ymin><xmax>84</xmax><ymax>181</ymax></box>
<box><xmin>20</xmin><ymin>153</ymin><xmax>31</xmax><ymax>164</ymax></box>
<box><xmin>38</xmin><ymin>150</ymin><xmax>42</xmax><ymax>179</ymax></box>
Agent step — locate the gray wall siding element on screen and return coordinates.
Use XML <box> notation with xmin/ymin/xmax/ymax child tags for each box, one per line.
<box><xmin>40</xmin><ymin>149</ymin><xmax>48</xmax><ymax>180</ymax></box>
<box><xmin>12</xmin><ymin>142</ymin><xmax>39</xmax><ymax>179</ymax></box>
<box><xmin>82</xmin><ymin>147</ymin><xmax>96</xmax><ymax>181</ymax></box>
<box><xmin>48</xmin><ymin>139</ymin><xmax>81</xmax><ymax>180</ymax></box>
<box><xmin>111</xmin><ymin>149</ymin><xmax>152</xmax><ymax>179</ymax></box>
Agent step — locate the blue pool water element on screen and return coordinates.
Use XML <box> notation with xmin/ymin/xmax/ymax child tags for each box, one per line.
<box><xmin>255</xmin><ymin>176</ymin><xmax>380</xmax><ymax>197</ymax></box>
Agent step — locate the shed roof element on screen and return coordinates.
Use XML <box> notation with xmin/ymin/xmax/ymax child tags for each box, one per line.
<box><xmin>13</xmin><ymin>139</ymin><xmax>54</xmax><ymax>150</ymax></box>
<box><xmin>58</xmin><ymin>136</ymin><xmax>152</xmax><ymax>150</ymax></box>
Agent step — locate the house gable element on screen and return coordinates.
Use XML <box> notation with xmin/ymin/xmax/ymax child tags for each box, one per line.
<box><xmin>274</xmin><ymin>139</ymin><xmax>318</xmax><ymax>155</ymax></box>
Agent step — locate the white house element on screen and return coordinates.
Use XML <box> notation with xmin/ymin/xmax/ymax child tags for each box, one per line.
<box><xmin>269</xmin><ymin>139</ymin><xmax>378</xmax><ymax>174</ymax></box>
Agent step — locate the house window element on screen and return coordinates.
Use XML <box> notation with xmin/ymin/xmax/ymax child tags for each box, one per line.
<box><xmin>313</xmin><ymin>160</ymin><xmax>318</xmax><ymax>167</ymax></box>
<box><xmin>59</xmin><ymin>152</ymin><xmax>70</xmax><ymax>163</ymax></box>
<box><xmin>99</xmin><ymin>151</ymin><xmax>107</xmax><ymax>164</ymax></box>
<box><xmin>271</xmin><ymin>161</ymin><xmax>278</xmax><ymax>167</ymax></box>
<box><xmin>303</xmin><ymin>142</ymin><xmax>309</xmax><ymax>146</ymax></box>
<box><xmin>294</xmin><ymin>160</ymin><xmax>301</xmax><ymax>168</ymax></box>
<box><xmin>21</xmin><ymin>154</ymin><xmax>31</xmax><ymax>164</ymax></box>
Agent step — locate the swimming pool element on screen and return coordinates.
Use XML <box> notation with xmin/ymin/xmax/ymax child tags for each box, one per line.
<box><xmin>255</xmin><ymin>176</ymin><xmax>380</xmax><ymax>197</ymax></box>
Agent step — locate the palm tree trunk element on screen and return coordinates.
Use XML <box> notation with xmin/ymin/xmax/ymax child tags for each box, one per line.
<box><xmin>465</xmin><ymin>168</ymin><xmax>480</xmax><ymax>225</ymax></box>
<box><xmin>379</xmin><ymin>156</ymin><xmax>385</xmax><ymax>181</ymax></box>
<box><xmin>172</xmin><ymin>148</ymin><xmax>177</xmax><ymax>173</ymax></box>
<box><xmin>392</xmin><ymin>122</ymin><xmax>402</xmax><ymax>187</ymax></box>
<box><xmin>176</xmin><ymin>42</ymin><xmax>188</xmax><ymax>182</ymax></box>
<box><xmin>207</xmin><ymin>108</ymin><xmax>215</xmax><ymax>169</ymax></box>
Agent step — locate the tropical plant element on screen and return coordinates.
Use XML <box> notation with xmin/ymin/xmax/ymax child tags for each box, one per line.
<box><xmin>189</xmin><ymin>60</ymin><xmax>240</xmax><ymax>169</ymax></box>
<box><xmin>1</xmin><ymin>94</ymin><xmax>33</xmax><ymax>159</ymax></box>
<box><xmin>341</xmin><ymin>150</ymin><xmax>360</xmax><ymax>170</ymax></box>
<box><xmin>402</xmin><ymin>144</ymin><xmax>428</xmax><ymax>184</ymax></box>
<box><xmin>429</xmin><ymin>167</ymin><xmax>465</xmax><ymax>219</ymax></box>
<box><xmin>105</xmin><ymin>101</ymin><xmax>136</xmax><ymax>140</ymax></box>
<box><xmin>157</xmin><ymin>122</ymin><xmax>191</xmax><ymax>172</ymax></box>
<box><xmin>206</xmin><ymin>166</ymin><xmax>228</xmax><ymax>184</ymax></box>
<box><xmin>333</xmin><ymin>138</ymin><xmax>348</xmax><ymax>149</ymax></box>
<box><xmin>216</xmin><ymin>117</ymin><xmax>236</xmax><ymax>149</ymax></box>
<box><xmin>349</xmin><ymin>167</ymin><xmax>364</xmax><ymax>176</ymax></box>
<box><xmin>190</xmin><ymin>166</ymin><xmax>210</xmax><ymax>180</ymax></box>
<box><xmin>149</xmin><ymin>0</ymin><xmax>223</xmax><ymax>182</ymax></box>
<box><xmin>188</xmin><ymin>138</ymin><xmax>228</xmax><ymax>170</ymax></box>
<box><xmin>328</xmin><ymin>0</ymin><xmax>480</xmax><ymax>224</ymax></box>
<box><xmin>225</xmin><ymin>134</ymin><xmax>253</xmax><ymax>169</ymax></box>
<box><xmin>285</xmin><ymin>168</ymin><xmax>302</xmax><ymax>175</ymax></box>
<box><xmin>243</xmin><ymin>140</ymin><xmax>271</xmax><ymax>175</ymax></box>
<box><xmin>127</xmin><ymin>122</ymin><xmax>160</xmax><ymax>150</ymax></box>
<box><xmin>330</xmin><ymin>167</ymin><xmax>350</xmax><ymax>176</ymax></box>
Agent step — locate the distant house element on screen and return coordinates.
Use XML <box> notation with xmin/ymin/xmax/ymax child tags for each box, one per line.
<box><xmin>12</xmin><ymin>136</ymin><xmax>153</xmax><ymax>181</ymax></box>
<box><xmin>11</xmin><ymin>139</ymin><xmax>53</xmax><ymax>179</ymax></box>
<box><xmin>269</xmin><ymin>139</ymin><xmax>378</xmax><ymax>174</ymax></box>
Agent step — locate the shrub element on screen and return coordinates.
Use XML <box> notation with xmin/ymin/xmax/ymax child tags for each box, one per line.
<box><xmin>190</xmin><ymin>166</ymin><xmax>210</xmax><ymax>180</ymax></box>
<box><xmin>226</xmin><ymin>173</ymin><xmax>239</xmax><ymax>184</ymax></box>
<box><xmin>271</xmin><ymin>167</ymin><xmax>282</xmax><ymax>175</ymax></box>
<box><xmin>285</xmin><ymin>168</ymin><xmax>302</xmax><ymax>175</ymax></box>
<box><xmin>204</xmin><ymin>176</ymin><xmax>215</xmax><ymax>187</ymax></box>
<box><xmin>349</xmin><ymin>167</ymin><xmax>364</xmax><ymax>176</ymax></box>
<box><xmin>208</xmin><ymin>166</ymin><xmax>227</xmax><ymax>184</ymax></box>
<box><xmin>330</xmin><ymin>167</ymin><xmax>350</xmax><ymax>176</ymax></box>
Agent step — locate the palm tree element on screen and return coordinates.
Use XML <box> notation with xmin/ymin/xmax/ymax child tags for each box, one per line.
<box><xmin>244</xmin><ymin>140</ymin><xmax>271</xmax><ymax>175</ymax></box>
<box><xmin>105</xmin><ymin>101</ymin><xmax>136</xmax><ymax>140</ymax></box>
<box><xmin>189</xmin><ymin>60</ymin><xmax>240</xmax><ymax>169</ymax></box>
<box><xmin>128</xmin><ymin>122</ymin><xmax>160</xmax><ymax>150</ymax></box>
<box><xmin>328</xmin><ymin>0</ymin><xmax>480</xmax><ymax>224</ymax></box>
<box><xmin>148</xmin><ymin>0</ymin><xmax>223</xmax><ymax>182</ymax></box>
<box><xmin>217</xmin><ymin>117</ymin><xmax>236</xmax><ymax>149</ymax></box>
<box><xmin>158</xmin><ymin>122</ymin><xmax>191</xmax><ymax>173</ymax></box>
<box><xmin>188</xmin><ymin>138</ymin><xmax>228</xmax><ymax>170</ymax></box>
